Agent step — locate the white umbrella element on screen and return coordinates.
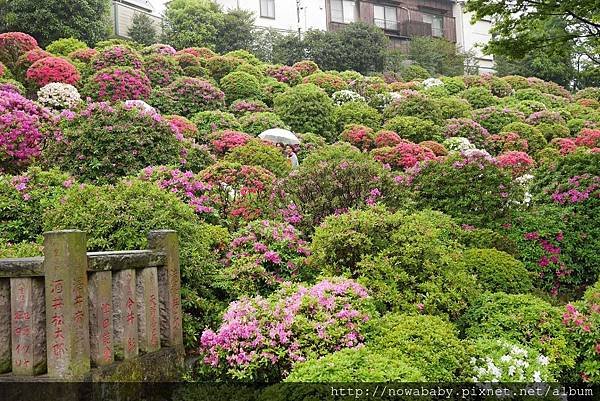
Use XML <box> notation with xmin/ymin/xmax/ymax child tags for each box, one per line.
<box><xmin>258</xmin><ymin>128</ymin><xmax>300</xmax><ymax>145</ymax></box>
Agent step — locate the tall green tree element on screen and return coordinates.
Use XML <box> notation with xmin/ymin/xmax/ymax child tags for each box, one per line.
<box><xmin>0</xmin><ymin>0</ymin><xmax>111</xmax><ymax>47</ymax></box>
<box><xmin>128</xmin><ymin>12</ymin><xmax>157</xmax><ymax>46</ymax></box>
<box><xmin>408</xmin><ymin>36</ymin><xmax>475</xmax><ymax>76</ymax></box>
<box><xmin>162</xmin><ymin>0</ymin><xmax>223</xmax><ymax>50</ymax></box>
<box><xmin>215</xmin><ymin>8</ymin><xmax>256</xmax><ymax>54</ymax></box>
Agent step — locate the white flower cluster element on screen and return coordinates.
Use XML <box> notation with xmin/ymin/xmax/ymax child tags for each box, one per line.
<box><xmin>331</xmin><ymin>90</ymin><xmax>365</xmax><ymax>105</ymax></box>
<box><xmin>422</xmin><ymin>77</ymin><xmax>443</xmax><ymax>89</ymax></box>
<box><xmin>37</xmin><ymin>83</ymin><xmax>81</xmax><ymax>111</ymax></box>
<box><xmin>516</xmin><ymin>173</ymin><xmax>535</xmax><ymax>205</ymax></box>
<box><xmin>470</xmin><ymin>340</ymin><xmax>552</xmax><ymax>383</ymax></box>
<box><xmin>124</xmin><ymin>99</ymin><xmax>156</xmax><ymax>114</ymax></box>
<box><xmin>443</xmin><ymin>137</ymin><xmax>476</xmax><ymax>152</ymax></box>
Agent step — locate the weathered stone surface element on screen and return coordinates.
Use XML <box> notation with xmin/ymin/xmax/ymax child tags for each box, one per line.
<box><xmin>87</xmin><ymin>251</ymin><xmax>165</xmax><ymax>272</ymax></box>
<box><xmin>0</xmin><ymin>257</ymin><xmax>44</xmax><ymax>278</ymax></box>
<box><xmin>43</xmin><ymin>230</ymin><xmax>91</xmax><ymax>379</ymax></box>
<box><xmin>147</xmin><ymin>231</ymin><xmax>183</xmax><ymax>350</ymax></box>
<box><xmin>136</xmin><ymin>267</ymin><xmax>160</xmax><ymax>353</ymax></box>
<box><xmin>88</xmin><ymin>272</ymin><xmax>113</xmax><ymax>367</ymax></box>
<box><xmin>10</xmin><ymin>277</ymin><xmax>46</xmax><ymax>375</ymax></box>
<box><xmin>112</xmin><ymin>269</ymin><xmax>138</xmax><ymax>360</ymax></box>
<box><xmin>0</xmin><ymin>279</ymin><xmax>10</xmax><ymax>373</ymax></box>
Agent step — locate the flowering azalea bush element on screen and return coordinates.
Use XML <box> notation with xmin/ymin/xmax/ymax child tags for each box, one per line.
<box><xmin>143</xmin><ymin>54</ymin><xmax>182</xmax><ymax>87</ymax></box>
<box><xmin>332</xmin><ymin>89</ymin><xmax>365</xmax><ymax>105</ymax></box>
<box><xmin>150</xmin><ymin>77</ymin><xmax>224</xmax><ymax>117</ymax></box>
<box><xmin>340</xmin><ymin>124</ymin><xmax>374</xmax><ymax>151</ymax></box>
<box><xmin>91</xmin><ymin>45</ymin><xmax>143</xmax><ymax>70</ymax></box>
<box><xmin>191</xmin><ymin>110</ymin><xmax>240</xmax><ymax>141</ymax></box>
<box><xmin>25</xmin><ymin>56</ymin><xmax>80</xmax><ymax>88</ymax></box>
<box><xmin>374</xmin><ymin>130</ymin><xmax>403</xmax><ymax>148</ymax></box>
<box><xmin>198</xmin><ymin>278</ymin><xmax>374</xmax><ymax>381</ymax></box>
<box><xmin>266</xmin><ymin>65</ymin><xmax>302</xmax><ymax>86</ymax></box>
<box><xmin>371</xmin><ymin>141</ymin><xmax>436</xmax><ymax>170</ymax></box>
<box><xmin>471</xmin><ymin>106</ymin><xmax>525</xmax><ymax>134</ymax></box>
<box><xmin>210</xmin><ymin>130</ymin><xmax>252</xmax><ymax>154</ymax></box>
<box><xmin>303</xmin><ymin>72</ymin><xmax>348</xmax><ymax>96</ymax></box>
<box><xmin>238</xmin><ymin>112</ymin><xmax>289</xmax><ymax>137</ymax></box>
<box><xmin>0</xmin><ymin>89</ymin><xmax>54</xmax><ymax>173</ymax></box>
<box><xmin>37</xmin><ymin>83</ymin><xmax>81</xmax><ymax>111</ymax></box>
<box><xmin>82</xmin><ymin>66</ymin><xmax>152</xmax><ymax>102</ymax></box>
<box><xmin>443</xmin><ymin>118</ymin><xmax>489</xmax><ymax>148</ymax></box>
<box><xmin>0</xmin><ymin>32</ymin><xmax>38</xmax><ymax>69</ymax></box>
<box><xmin>496</xmin><ymin>151</ymin><xmax>536</xmax><ymax>177</ymax></box>
<box><xmin>291</xmin><ymin>60</ymin><xmax>319</xmax><ymax>77</ymax></box>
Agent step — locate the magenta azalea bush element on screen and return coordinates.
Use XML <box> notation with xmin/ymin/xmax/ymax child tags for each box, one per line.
<box><xmin>91</xmin><ymin>45</ymin><xmax>143</xmax><ymax>70</ymax></box>
<box><xmin>150</xmin><ymin>77</ymin><xmax>224</xmax><ymax>117</ymax></box>
<box><xmin>199</xmin><ymin>278</ymin><xmax>374</xmax><ymax>381</ymax></box>
<box><xmin>82</xmin><ymin>66</ymin><xmax>152</xmax><ymax>102</ymax></box>
<box><xmin>443</xmin><ymin>118</ymin><xmax>490</xmax><ymax>148</ymax></box>
<box><xmin>0</xmin><ymin>32</ymin><xmax>38</xmax><ymax>69</ymax></box>
<box><xmin>25</xmin><ymin>56</ymin><xmax>80</xmax><ymax>88</ymax></box>
<box><xmin>0</xmin><ymin>89</ymin><xmax>53</xmax><ymax>173</ymax></box>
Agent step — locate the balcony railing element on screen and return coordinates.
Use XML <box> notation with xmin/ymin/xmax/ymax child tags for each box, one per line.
<box><xmin>330</xmin><ymin>18</ymin><xmax>453</xmax><ymax>41</ymax></box>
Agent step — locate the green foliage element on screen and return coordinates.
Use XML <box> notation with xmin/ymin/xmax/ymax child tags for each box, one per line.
<box><xmin>408</xmin><ymin>37</ymin><xmax>472</xmax><ymax>76</ymax></box>
<box><xmin>238</xmin><ymin>111</ymin><xmax>289</xmax><ymax>136</ymax></box>
<box><xmin>162</xmin><ymin>0</ymin><xmax>223</xmax><ymax>50</ymax></box>
<box><xmin>500</xmin><ymin>122</ymin><xmax>547</xmax><ymax>154</ymax></box>
<box><xmin>383</xmin><ymin>116</ymin><xmax>442</xmax><ymax>143</ymax></box>
<box><xmin>215</xmin><ymin>9</ymin><xmax>256</xmax><ymax>54</ymax></box>
<box><xmin>0</xmin><ymin>0</ymin><xmax>111</xmax><ymax>47</ymax></box>
<box><xmin>191</xmin><ymin>110</ymin><xmax>240</xmax><ymax>141</ymax></box>
<box><xmin>333</xmin><ymin>101</ymin><xmax>381</xmax><ymax>133</ymax></box>
<box><xmin>435</xmin><ymin>96</ymin><xmax>472</xmax><ymax>119</ymax></box>
<box><xmin>383</xmin><ymin>92</ymin><xmax>442</xmax><ymax>124</ymax></box>
<box><xmin>367</xmin><ymin>313</ymin><xmax>468</xmax><ymax>381</ymax></box>
<box><xmin>537</xmin><ymin>122</ymin><xmax>571</xmax><ymax>141</ymax></box>
<box><xmin>0</xmin><ymin>240</ymin><xmax>42</xmax><ymax>258</ymax></box>
<box><xmin>43</xmin><ymin>104</ymin><xmax>182</xmax><ymax>184</ymax></box>
<box><xmin>461</xmin><ymin>292</ymin><xmax>576</xmax><ymax>375</ymax></box>
<box><xmin>285</xmin><ymin>347</ymin><xmax>423</xmax><ymax>382</ymax></box>
<box><xmin>224</xmin><ymin>139</ymin><xmax>291</xmax><ymax>177</ymax></box>
<box><xmin>128</xmin><ymin>12</ymin><xmax>158</xmax><ymax>46</ymax></box>
<box><xmin>303</xmin><ymin>72</ymin><xmax>347</xmax><ymax>95</ymax></box>
<box><xmin>274</xmin><ymin>83</ymin><xmax>335</xmax><ymax>141</ymax></box>
<box><xmin>46</xmin><ymin>37</ymin><xmax>87</xmax><ymax>56</ymax></box>
<box><xmin>462</xmin><ymin>248</ymin><xmax>533</xmax><ymax>294</ymax></box>
<box><xmin>460</xmin><ymin>86</ymin><xmax>499</xmax><ymax>109</ymax></box>
<box><xmin>400</xmin><ymin>64</ymin><xmax>430</xmax><ymax>81</ymax></box>
<box><xmin>219</xmin><ymin>71</ymin><xmax>263</xmax><ymax>104</ymax></box>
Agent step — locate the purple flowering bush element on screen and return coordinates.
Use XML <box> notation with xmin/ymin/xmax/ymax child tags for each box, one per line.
<box><xmin>471</xmin><ymin>106</ymin><xmax>525</xmax><ymax>134</ymax></box>
<box><xmin>142</xmin><ymin>54</ymin><xmax>183</xmax><ymax>87</ymax></box>
<box><xmin>82</xmin><ymin>66</ymin><xmax>152</xmax><ymax>102</ymax></box>
<box><xmin>43</xmin><ymin>102</ymin><xmax>182</xmax><ymax>183</ymax></box>
<box><xmin>443</xmin><ymin>118</ymin><xmax>490</xmax><ymax>148</ymax></box>
<box><xmin>0</xmin><ymin>89</ymin><xmax>54</xmax><ymax>173</ymax></box>
<box><xmin>91</xmin><ymin>45</ymin><xmax>144</xmax><ymax>70</ymax></box>
<box><xmin>198</xmin><ymin>278</ymin><xmax>375</xmax><ymax>381</ymax></box>
<box><xmin>223</xmin><ymin>220</ymin><xmax>311</xmax><ymax>296</ymax></box>
<box><xmin>150</xmin><ymin>77</ymin><xmax>225</xmax><ymax>117</ymax></box>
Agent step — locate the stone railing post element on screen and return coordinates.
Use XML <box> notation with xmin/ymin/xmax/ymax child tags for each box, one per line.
<box><xmin>147</xmin><ymin>230</ymin><xmax>183</xmax><ymax>351</ymax></box>
<box><xmin>43</xmin><ymin>230</ymin><xmax>91</xmax><ymax>379</ymax></box>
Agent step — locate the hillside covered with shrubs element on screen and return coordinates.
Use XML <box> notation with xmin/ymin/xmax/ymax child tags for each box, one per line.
<box><xmin>1</xmin><ymin>31</ymin><xmax>599</xmax><ymax>384</ymax></box>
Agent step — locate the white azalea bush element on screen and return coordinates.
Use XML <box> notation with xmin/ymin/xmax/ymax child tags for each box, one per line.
<box><xmin>36</xmin><ymin>82</ymin><xmax>81</xmax><ymax>111</ymax></box>
<box><xmin>422</xmin><ymin>77</ymin><xmax>444</xmax><ymax>89</ymax></box>
<box><xmin>332</xmin><ymin>89</ymin><xmax>365</xmax><ymax>105</ymax></box>
<box><xmin>443</xmin><ymin>136</ymin><xmax>476</xmax><ymax>152</ymax></box>
<box><xmin>468</xmin><ymin>339</ymin><xmax>555</xmax><ymax>383</ymax></box>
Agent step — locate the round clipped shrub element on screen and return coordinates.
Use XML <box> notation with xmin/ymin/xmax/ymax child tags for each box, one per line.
<box><xmin>443</xmin><ymin>118</ymin><xmax>489</xmax><ymax>148</ymax></box>
<box><xmin>36</xmin><ymin>83</ymin><xmax>81</xmax><ymax>111</ymax></box>
<box><xmin>220</xmin><ymin>71</ymin><xmax>263</xmax><ymax>104</ymax></box>
<box><xmin>0</xmin><ymin>32</ymin><xmax>38</xmax><ymax>69</ymax></box>
<box><xmin>461</xmin><ymin>292</ymin><xmax>575</xmax><ymax>374</ymax></box>
<box><xmin>174</xmin><ymin>52</ymin><xmax>200</xmax><ymax>69</ymax></box>
<box><xmin>229</xmin><ymin>99</ymin><xmax>269</xmax><ymax>116</ymax></box>
<box><xmin>383</xmin><ymin>90</ymin><xmax>442</xmax><ymax>123</ymax></box>
<box><xmin>143</xmin><ymin>54</ymin><xmax>182</xmax><ymax>87</ymax></box>
<box><xmin>44</xmin><ymin>102</ymin><xmax>181</xmax><ymax>183</ymax></box>
<box><xmin>472</xmin><ymin>106</ymin><xmax>525</xmax><ymax>134</ymax></box>
<box><xmin>68</xmin><ymin>48</ymin><xmax>98</xmax><ymax>64</ymax></box>
<box><xmin>333</xmin><ymin>101</ymin><xmax>381</xmax><ymax>133</ymax></box>
<box><xmin>411</xmin><ymin>150</ymin><xmax>522</xmax><ymax>228</ymax></box>
<box><xmin>340</xmin><ymin>125</ymin><xmax>374</xmax><ymax>151</ymax></box>
<box><xmin>496</xmin><ymin>151</ymin><xmax>536</xmax><ymax>177</ymax></box>
<box><xmin>150</xmin><ymin>77</ymin><xmax>224</xmax><ymax>117</ymax></box>
<box><xmin>274</xmin><ymin>84</ymin><xmax>335</xmax><ymax>141</ymax></box>
<box><xmin>296</xmin><ymin>132</ymin><xmax>326</xmax><ymax>162</ymax></box>
<box><xmin>238</xmin><ymin>112</ymin><xmax>289</xmax><ymax>136</ymax></box>
<box><xmin>332</xmin><ymin>89</ymin><xmax>365</xmax><ymax>105</ymax></box>
<box><xmin>139</xmin><ymin>43</ymin><xmax>176</xmax><ymax>56</ymax></box>
<box><xmin>462</xmin><ymin>248</ymin><xmax>532</xmax><ymax>293</ymax></box>
<box><xmin>225</xmin><ymin>49</ymin><xmax>261</xmax><ymax>65</ymax></box>
<box><xmin>514</xmin><ymin>99</ymin><xmax>547</xmax><ymax>116</ymax></box>
<box><xmin>291</xmin><ymin>60</ymin><xmax>319</xmax><ymax>77</ymax></box>
<box><xmin>198</xmin><ymin>278</ymin><xmax>374</xmax><ymax>382</ymax></box>
<box><xmin>537</xmin><ymin>122</ymin><xmax>571</xmax><ymax>141</ymax></box>
<box><xmin>371</xmin><ymin>141</ymin><xmax>436</xmax><ymax>170</ymax></box>
<box><xmin>82</xmin><ymin>66</ymin><xmax>151</xmax><ymax>102</ymax></box>
<box><xmin>374</xmin><ymin>130</ymin><xmax>403</xmax><ymax>148</ymax></box>
<box><xmin>575</xmin><ymin>128</ymin><xmax>600</xmax><ymax>148</ymax></box>
<box><xmin>91</xmin><ymin>45</ymin><xmax>143</xmax><ymax>70</ymax></box>
<box><xmin>285</xmin><ymin>347</ymin><xmax>423</xmax><ymax>382</ymax></box>
<box><xmin>0</xmin><ymin>78</ymin><xmax>25</xmax><ymax>95</ymax></box>
<box><xmin>285</xmin><ymin>143</ymin><xmax>405</xmax><ymax>230</ymax></box>
<box><xmin>25</xmin><ymin>56</ymin><xmax>80</xmax><ymax>88</ymax></box>
<box><xmin>46</xmin><ymin>37</ymin><xmax>87</xmax><ymax>56</ymax></box>
<box><xmin>14</xmin><ymin>48</ymin><xmax>51</xmax><ymax>78</ymax></box>
<box><xmin>460</xmin><ymin>86</ymin><xmax>498</xmax><ymax>109</ymax></box>
<box><xmin>526</xmin><ymin>110</ymin><xmax>566</xmax><ymax>126</ymax></box>
<box><xmin>224</xmin><ymin>139</ymin><xmax>291</xmax><ymax>177</ymax></box>
<box><xmin>94</xmin><ymin>38</ymin><xmax>142</xmax><ymax>51</ymax></box>
<box><xmin>210</xmin><ymin>130</ymin><xmax>252</xmax><ymax>155</ymax></box>
<box><xmin>435</xmin><ymin>96</ymin><xmax>472</xmax><ymax>119</ymax></box>
<box><xmin>383</xmin><ymin>116</ymin><xmax>442</xmax><ymax>143</ymax></box>
<box><xmin>206</xmin><ymin>55</ymin><xmax>243</xmax><ymax>81</ymax></box>
<box><xmin>420</xmin><ymin>140</ymin><xmax>448</xmax><ymax>156</ymax></box>
<box><xmin>500</xmin><ymin>122</ymin><xmax>547</xmax><ymax>154</ymax></box>
<box><xmin>177</xmin><ymin>47</ymin><xmax>215</xmax><ymax>59</ymax></box>
<box><xmin>165</xmin><ymin>115</ymin><xmax>199</xmax><ymax>139</ymax></box>
<box><xmin>0</xmin><ymin>89</ymin><xmax>54</xmax><ymax>173</ymax></box>
<box><xmin>0</xmin><ymin>167</ymin><xmax>74</xmax><ymax>243</ymax></box>
<box><xmin>260</xmin><ymin>77</ymin><xmax>289</xmax><ymax>106</ymax></box>
<box><xmin>303</xmin><ymin>72</ymin><xmax>348</xmax><ymax>95</ymax></box>
<box><xmin>191</xmin><ymin>110</ymin><xmax>241</xmax><ymax>141</ymax></box>
<box><xmin>401</xmin><ymin>64</ymin><xmax>430</xmax><ymax>81</ymax></box>
<box><xmin>366</xmin><ymin>313</ymin><xmax>467</xmax><ymax>381</ymax></box>
<box><xmin>266</xmin><ymin>65</ymin><xmax>302</xmax><ymax>86</ymax></box>
<box><xmin>484</xmin><ymin>131</ymin><xmax>529</xmax><ymax>155</ymax></box>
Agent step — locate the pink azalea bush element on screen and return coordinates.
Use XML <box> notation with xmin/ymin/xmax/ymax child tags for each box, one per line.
<box><xmin>575</xmin><ymin>129</ymin><xmax>600</xmax><ymax>149</ymax></box>
<box><xmin>550</xmin><ymin>138</ymin><xmax>578</xmax><ymax>155</ymax></box>
<box><xmin>0</xmin><ymin>89</ymin><xmax>54</xmax><ymax>173</ymax></box>
<box><xmin>526</xmin><ymin>110</ymin><xmax>566</xmax><ymax>126</ymax></box>
<box><xmin>68</xmin><ymin>48</ymin><xmax>98</xmax><ymax>63</ymax></box>
<box><xmin>443</xmin><ymin>118</ymin><xmax>490</xmax><ymax>147</ymax></box>
<box><xmin>371</xmin><ymin>141</ymin><xmax>436</xmax><ymax>170</ymax></box>
<box><xmin>292</xmin><ymin>60</ymin><xmax>319</xmax><ymax>77</ymax></box>
<box><xmin>91</xmin><ymin>45</ymin><xmax>143</xmax><ymax>70</ymax></box>
<box><xmin>211</xmin><ymin>130</ymin><xmax>252</xmax><ymax>154</ymax></box>
<box><xmin>485</xmin><ymin>131</ymin><xmax>529</xmax><ymax>155</ymax></box>
<box><xmin>374</xmin><ymin>130</ymin><xmax>403</xmax><ymax>148</ymax></box>
<box><xmin>199</xmin><ymin>278</ymin><xmax>374</xmax><ymax>381</ymax></box>
<box><xmin>165</xmin><ymin>115</ymin><xmax>199</xmax><ymax>139</ymax></box>
<box><xmin>150</xmin><ymin>77</ymin><xmax>225</xmax><ymax>117</ymax></box>
<box><xmin>143</xmin><ymin>54</ymin><xmax>183</xmax><ymax>87</ymax></box>
<box><xmin>25</xmin><ymin>56</ymin><xmax>80</xmax><ymax>88</ymax></box>
<box><xmin>266</xmin><ymin>65</ymin><xmax>302</xmax><ymax>86</ymax></box>
<box><xmin>14</xmin><ymin>48</ymin><xmax>51</xmax><ymax>76</ymax></box>
<box><xmin>496</xmin><ymin>151</ymin><xmax>536</xmax><ymax>177</ymax></box>
<box><xmin>0</xmin><ymin>32</ymin><xmax>38</xmax><ymax>68</ymax></box>
<box><xmin>83</xmin><ymin>66</ymin><xmax>152</xmax><ymax>102</ymax></box>
<box><xmin>340</xmin><ymin>124</ymin><xmax>374</xmax><ymax>151</ymax></box>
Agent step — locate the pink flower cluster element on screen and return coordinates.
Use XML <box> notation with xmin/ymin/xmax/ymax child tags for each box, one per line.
<box><xmin>26</xmin><ymin>57</ymin><xmax>80</xmax><ymax>88</ymax></box>
<box><xmin>91</xmin><ymin>67</ymin><xmax>152</xmax><ymax>102</ymax></box>
<box><xmin>145</xmin><ymin>44</ymin><xmax>176</xmax><ymax>56</ymax></box>
<box><xmin>15</xmin><ymin>48</ymin><xmax>51</xmax><ymax>73</ymax></box>
<box><xmin>211</xmin><ymin>130</ymin><xmax>252</xmax><ymax>154</ymax></box>
<box><xmin>166</xmin><ymin>115</ymin><xmax>198</xmax><ymax>139</ymax></box>
<box><xmin>526</xmin><ymin>110</ymin><xmax>565</xmax><ymax>126</ymax></box>
<box><xmin>266</xmin><ymin>65</ymin><xmax>301</xmax><ymax>85</ymax></box>
<box><xmin>68</xmin><ymin>48</ymin><xmax>98</xmax><ymax>63</ymax></box>
<box><xmin>372</xmin><ymin>141</ymin><xmax>436</xmax><ymax>170</ymax></box>
<box><xmin>0</xmin><ymin>90</ymin><xmax>53</xmax><ymax>171</ymax></box>
<box><xmin>496</xmin><ymin>151</ymin><xmax>535</xmax><ymax>177</ymax></box>
<box><xmin>341</xmin><ymin>125</ymin><xmax>374</xmax><ymax>151</ymax></box>
<box><xmin>229</xmin><ymin>99</ymin><xmax>268</xmax><ymax>115</ymax></box>
<box><xmin>92</xmin><ymin>45</ymin><xmax>143</xmax><ymax>70</ymax></box>
<box><xmin>199</xmin><ymin>278</ymin><xmax>372</xmax><ymax>380</ymax></box>
<box><xmin>551</xmin><ymin>175</ymin><xmax>599</xmax><ymax>205</ymax></box>
<box><xmin>563</xmin><ymin>304</ymin><xmax>591</xmax><ymax>332</ymax></box>
<box><xmin>550</xmin><ymin>138</ymin><xmax>577</xmax><ymax>155</ymax></box>
<box><xmin>575</xmin><ymin>129</ymin><xmax>600</xmax><ymax>149</ymax></box>
<box><xmin>443</xmin><ymin>118</ymin><xmax>490</xmax><ymax>147</ymax></box>
<box><xmin>140</xmin><ymin>166</ymin><xmax>214</xmax><ymax>214</ymax></box>
<box><xmin>0</xmin><ymin>32</ymin><xmax>38</xmax><ymax>68</ymax></box>
<box><xmin>523</xmin><ymin>231</ymin><xmax>570</xmax><ymax>296</ymax></box>
<box><xmin>485</xmin><ymin>131</ymin><xmax>529</xmax><ymax>154</ymax></box>
<box><xmin>374</xmin><ymin>130</ymin><xmax>403</xmax><ymax>148</ymax></box>
<box><xmin>292</xmin><ymin>60</ymin><xmax>319</xmax><ymax>77</ymax></box>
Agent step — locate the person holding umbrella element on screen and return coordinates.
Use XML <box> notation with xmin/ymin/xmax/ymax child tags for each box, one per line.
<box><xmin>259</xmin><ymin>128</ymin><xmax>301</xmax><ymax>169</ymax></box>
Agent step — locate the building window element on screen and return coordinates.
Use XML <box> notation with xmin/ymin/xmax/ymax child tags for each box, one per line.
<box><xmin>374</xmin><ymin>5</ymin><xmax>397</xmax><ymax>30</ymax></box>
<box><xmin>331</xmin><ymin>0</ymin><xmax>356</xmax><ymax>24</ymax></box>
<box><xmin>260</xmin><ymin>0</ymin><xmax>275</xmax><ymax>19</ymax></box>
<box><xmin>422</xmin><ymin>13</ymin><xmax>443</xmax><ymax>37</ymax></box>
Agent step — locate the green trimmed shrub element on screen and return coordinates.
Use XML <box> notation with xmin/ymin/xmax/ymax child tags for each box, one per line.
<box><xmin>224</xmin><ymin>139</ymin><xmax>291</xmax><ymax>177</ymax></box>
<box><xmin>46</xmin><ymin>37</ymin><xmax>87</xmax><ymax>56</ymax></box>
<box><xmin>536</xmin><ymin>122</ymin><xmax>571</xmax><ymax>141</ymax></box>
<box><xmin>472</xmin><ymin>106</ymin><xmax>525</xmax><ymax>134</ymax></box>
<box><xmin>435</xmin><ymin>96</ymin><xmax>472</xmax><ymax>119</ymax></box>
<box><xmin>303</xmin><ymin>72</ymin><xmax>348</xmax><ymax>95</ymax></box>
<box><xmin>190</xmin><ymin>110</ymin><xmax>241</xmax><ymax>142</ymax></box>
<box><xmin>274</xmin><ymin>84</ymin><xmax>335</xmax><ymax>142</ymax></box>
<box><xmin>143</xmin><ymin>54</ymin><xmax>182</xmax><ymax>87</ymax></box>
<box><xmin>205</xmin><ymin>55</ymin><xmax>243</xmax><ymax>81</ymax></box>
<box><xmin>460</xmin><ymin>87</ymin><xmax>499</xmax><ymax>109</ymax></box>
<box><xmin>383</xmin><ymin>116</ymin><xmax>442</xmax><ymax>143</ymax></box>
<box><xmin>383</xmin><ymin>91</ymin><xmax>442</xmax><ymax>124</ymax></box>
<box><xmin>220</xmin><ymin>71</ymin><xmax>263</xmax><ymax>104</ymax></box>
<box><xmin>238</xmin><ymin>111</ymin><xmax>290</xmax><ymax>136</ymax></box>
<box><xmin>500</xmin><ymin>122</ymin><xmax>547</xmax><ymax>154</ymax></box>
<box><xmin>401</xmin><ymin>64</ymin><xmax>430</xmax><ymax>81</ymax></box>
<box><xmin>462</xmin><ymin>248</ymin><xmax>532</xmax><ymax>294</ymax></box>
<box><xmin>333</xmin><ymin>101</ymin><xmax>382</xmax><ymax>133</ymax></box>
